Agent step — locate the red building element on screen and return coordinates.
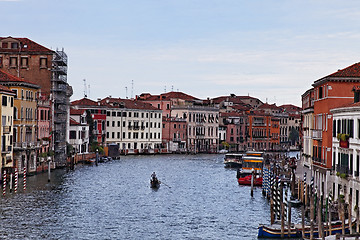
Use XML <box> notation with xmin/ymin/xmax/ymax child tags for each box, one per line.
<box><xmin>162</xmin><ymin>117</ymin><xmax>187</xmax><ymax>152</ymax></box>
<box><xmin>248</xmin><ymin>111</ymin><xmax>280</xmax><ymax>151</ymax></box>
<box><xmin>220</xmin><ymin>111</ymin><xmax>248</xmax><ymax>151</ymax></box>
<box><xmin>71</xmin><ymin>98</ymin><xmax>107</xmax><ymax>145</ymax></box>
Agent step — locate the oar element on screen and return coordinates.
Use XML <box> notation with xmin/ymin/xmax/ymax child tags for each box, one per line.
<box><xmin>159</xmin><ymin>181</ymin><xmax>171</xmax><ymax>188</ymax></box>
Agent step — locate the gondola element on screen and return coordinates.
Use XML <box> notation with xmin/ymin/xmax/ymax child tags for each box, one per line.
<box><xmin>150</xmin><ymin>178</ymin><xmax>161</xmax><ymax>189</ymax></box>
<box><xmin>258</xmin><ymin>218</ymin><xmax>355</xmax><ymax>238</ymax></box>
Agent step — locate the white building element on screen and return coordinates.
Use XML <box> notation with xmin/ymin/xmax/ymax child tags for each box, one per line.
<box><xmin>69</xmin><ymin>109</ymin><xmax>89</xmax><ymax>154</ymax></box>
<box><xmin>172</xmin><ymin>105</ymin><xmax>219</xmax><ymax>153</ymax></box>
<box><xmin>101</xmin><ymin>98</ymin><xmax>163</xmax><ymax>154</ymax></box>
<box><xmin>330</xmin><ymin>100</ymin><xmax>360</xmax><ymax>216</ymax></box>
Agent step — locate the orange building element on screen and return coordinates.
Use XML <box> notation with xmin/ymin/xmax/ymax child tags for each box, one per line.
<box><xmin>248</xmin><ymin>111</ymin><xmax>280</xmax><ymax>151</ymax></box>
<box><xmin>312</xmin><ymin>63</ymin><xmax>360</xmax><ymax>169</ymax></box>
<box><xmin>303</xmin><ymin>62</ymin><xmax>360</xmax><ymax>195</ymax></box>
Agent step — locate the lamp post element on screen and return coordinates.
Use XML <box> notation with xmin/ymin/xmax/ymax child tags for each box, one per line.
<box><xmin>47</xmin><ymin>156</ymin><xmax>51</xmax><ymax>182</ymax></box>
<box><xmin>95</xmin><ymin>149</ymin><xmax>99</xmax><ymax>166</ymax></box>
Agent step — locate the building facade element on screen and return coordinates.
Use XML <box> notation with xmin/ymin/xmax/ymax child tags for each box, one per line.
<box><xmin>330</xmin><ymin>99</ymin><xmax>360</xmax><ymax>216</ymax></box>
<box><xmin>0</xmin><ymin>69</ymin><xmax>40</xmax><ymax>174</ymax></box>
<box><xmin>0</xmin><ymin>85</ymin><xmax>15</xmax><ymax>174</ymax></box>
<box><xmin>302</xmin><ymin>62</ymin><xmax>360</xmax><ymax>199</ymax></box>
<box><xmin>69</xmin><ymin>109</ymin><xmax>89</xmax><ymax>154</ymax></box>
<box><xmin>100</xmin><ymin>97</ymin><xmax>163</xmax><ymax>154</ymax></box>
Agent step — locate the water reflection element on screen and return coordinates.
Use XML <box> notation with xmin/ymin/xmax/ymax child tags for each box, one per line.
<box><xmin>0</xmin><ymin>154</ymin><xmax>301</xmax><ymax>239</ymax></box>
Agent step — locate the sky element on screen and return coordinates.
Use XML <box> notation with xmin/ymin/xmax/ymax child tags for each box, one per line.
<box><xmin>2</xmin><ymin>0</ymin><xmax>360</xmax><ymax>106</ymax></box>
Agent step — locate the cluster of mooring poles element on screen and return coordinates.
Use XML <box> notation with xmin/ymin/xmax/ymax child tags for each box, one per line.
<box><xmin>1</xmin><ymin>166</ymin><xmax>26</xmax><ymax>196</ymax></box>
<box><xmin>261</xmin><ymin>155</ymin><xmax>360</xmax><ymax>239</ymax></box>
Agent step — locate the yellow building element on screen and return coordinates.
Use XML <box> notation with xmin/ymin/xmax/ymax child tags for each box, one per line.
<box><xmin>0</xmin><ymin>69</ymin><xmax>39</xmax><ymax>173</ymax></box>
<box><xmin>0</xmin><ymin>84</ymin><xmax>15</xmax><ymax>172</ymax></box>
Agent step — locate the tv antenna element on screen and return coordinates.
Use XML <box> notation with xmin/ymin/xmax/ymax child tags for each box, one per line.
<box><xmin>131</xmin><ymin>80</ymin><xmax>134</xmax><ymax>99</ymax></box>
<box><xmin>83</xmin><ymin>79</ymin><xmax>87</xmax><ymax>98</ymax></box>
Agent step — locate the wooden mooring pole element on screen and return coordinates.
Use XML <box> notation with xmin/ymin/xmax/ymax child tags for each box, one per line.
<box><xmin>270</xmin><ymin>198</ymin><xmax>275</xmax><ymax>225</ymax></box>
<box><xmin>250</xmin><ymin>169</ymin><xmax>254</xmax><ymax>197</ymax></box>
<box><xmin>349</xmin><ymin>194</ymin><xmax>353</xmax><ymax>234</ymax></box>
<box><xmin>302</xmin><ymin>204</ymin><xmax>305</xmax><ymax>239</ymax></box>
<box><xmin>310</xmin><ymin>194</ymin><xmax>314</xmax><ymax>240</ymax></box>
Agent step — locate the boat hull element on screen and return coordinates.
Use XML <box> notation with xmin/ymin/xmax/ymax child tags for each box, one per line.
<box><xmin>238</xmin><ymin>175</ymin><xmax>263</xmax><ymax>186</ymax></box>
<box><xmin>258</xmin><ymin>220</ymin><xmax>354</xmax><ymax>238</ymax></box>
<box><xmin>150</xmin><ymin>180</ymin><xmax>160</xmax><ymax>189</ymax></box>
<box><xmin>224</xmin><ymin>161</ymin><xmax>242</xmax><ymax>168</ymax></box>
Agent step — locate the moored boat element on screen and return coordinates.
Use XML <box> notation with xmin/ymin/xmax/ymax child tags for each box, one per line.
<box><xmin>224</xmin><ymin>153</ymin><xmax>244</xmax><ymax>168</ymax></box>
<box><xmin>238</xmin><ymin>174</ymin><xmax>263</xmax><ymax>186</ymax></box>
<box><xmin>258</xmin><ymin>218</ymin><xmax>355</xmax><ymax>238</ymax></box>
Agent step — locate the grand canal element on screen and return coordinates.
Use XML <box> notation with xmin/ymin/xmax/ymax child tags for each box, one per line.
<box><xmin>0</xmin><ymin>154</ymin><xmax>301</xmax><ymax>239</ymax></box>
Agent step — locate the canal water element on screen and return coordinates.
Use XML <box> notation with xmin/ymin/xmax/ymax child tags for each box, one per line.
<box><xmin>0</xmin><ymin>154</ymin><xmax>301</xmax><ymax>239</ymax></box>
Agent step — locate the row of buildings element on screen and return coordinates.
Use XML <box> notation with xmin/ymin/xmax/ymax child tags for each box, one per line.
<box><xmin>0</xmin><ymin>36</ymin><xmax>72</xmax><ymax>176</ymax></box>
<box><xmin>69</xmin><ymin>92</ymin><xmax>301</xmax><ymax>156</ymax></box>
<box><xmin>301</xmin><ymin>62</ymin><xmax>360</xmax><ymax>215</ymax></box>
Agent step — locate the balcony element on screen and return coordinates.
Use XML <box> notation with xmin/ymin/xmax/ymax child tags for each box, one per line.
<box><xmin>173</xmin><ymin>138</ymin><xmax>182</xmax><ymax>142</ymax></box>
<box><xmin>14</xmin><ymin>142</ymin><xmax>27</xmax><ymax>149</ymax></box>
<box><xmin>1</xmin><ymin>145</ymin><xmax>11</xmax><ymax>154</ymax></box>
<box><xmin>2</xmin><ymin>126</ymin><xmax>11</xmax><ymax>134</ymax></box>
<box><xmin>312</xmin><ymin>129</ymin><xmax>322</xmax><ymax>140</ymax></box>
<box><xmin>336</xmin><ymin>164</ymin><xmax>349</xmax><ymax>175</ymax></box>
<box><xmin>133</xmin><ymin>126</ymin><xmax>140</xmax><ymax>130</ymax></box>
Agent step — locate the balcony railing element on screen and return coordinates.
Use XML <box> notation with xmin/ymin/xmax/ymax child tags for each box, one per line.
<box><xmin>312</xmin><ymin>129</ymin><xmax>322</xmax><ymax>140</ymax></box>
<box><xmin>2</xmin><ymin>126</ymin><xmax>10</xmax><ymax>134</ymax></box>
<box><xmin>336</xmin><ymin>164</ymin><xmax>349</xmax><ymax>175</ymax></box>
<box><xmin>1</xmin><ymin>145</ymin><xmax>11</xmax><ymax>153</ymax></box>
<box><xmin>14</xmin><ymin>142</ymin><xmax>27</xmax><ymax>149</ymax></box>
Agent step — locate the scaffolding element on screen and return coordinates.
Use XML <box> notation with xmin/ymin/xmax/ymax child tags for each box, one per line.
<box><xmin>51</xmin><ymin>49</ymin><xmax>72</xmax><ymax>167</ymax></box>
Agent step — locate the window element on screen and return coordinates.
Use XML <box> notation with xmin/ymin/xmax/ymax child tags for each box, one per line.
<box><xmin>0</xmin><ymin>56</ymin><xmax>2</xmax><ymax>67</ymax></box>
<box><xmin>10</xmin><ymin>57</ymin><xmax>17</xmax><ymax>67</ymax></box>
<box><xmin>14</xmin><ymin>107</ymin><xmax>17</xmax><ymax>120</ymax></box>
<box><xmin>112</xmin><ymin>111</ymin><xmax>116</xmax><ymax>117</ymax></box>
<box><xmin>2</xmin><ymin>96</ymin><xmax>7</xmax><ymax>106</ymax></box>
<box><xmin>40</xmin><ymin>57</ymin><xmax>47</xmax><ymax>68</ymax></box>
<box><xmin>21</xmin><ymin>57</ymin><xmax>29</xmax><ymax>68</ymax></box>
<box><xmin>11</xmin><ymin>42</ymin><xmax>18</xmax><ymax>49</ymax></box>
<box><xmin>70</xmin><ymin>131</ymin><xmax>77</xmax><ymax>139</ymax></box>
<box><xmin>319</xmin><ymin>86</ymin><xmax>323</xmax><ymax>99</ymax></box>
